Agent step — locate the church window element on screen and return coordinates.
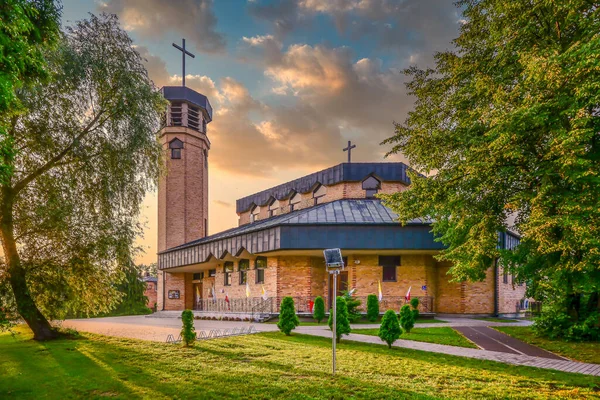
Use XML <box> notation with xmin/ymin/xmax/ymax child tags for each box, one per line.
<box><xmin>268</xmin><ymin>199</ymin><xmax>279</xmax><ymax>217</ymax></box>
<box><xmin>224</xmin><ymin>262</ymin><xmax>233</xmax><ymax>286</ymax></box>
<box><xmin>208</xmin><ymin>269</ymin><xmax>216</xmax><ymax>277</ymax></box>
<box><xmin>239</xmin><ymin>259</ymin><xmax>249</xmax><ymax>285</ymax></box>
<box><xmin>169</xmin><ymin>138</ymin><xmax>184</xmax><ymax>159</ymax></box>
<box><xmin>313</xmin><ymin>184</ymin><xmax>327</xmax><ymax>205</ymax></box>
<box><xmin>503</xmin><ymin>269</ymin><xmax>508</xmax><ymax>284</ymax></box>
<box><xmin>255</xmin><ymin>256</ymin><xmax>267</xmax><ymax>284</ymax></box>
<box><xmin>193</xmin><ymin>272</ymin><xmax>203</xmax><ymax>281</ymax></box>
<box><xmin>250</xmin><ymin>206</ymin><xmax>260</xmax><ymax>223</ymax></box>
<box><xmin>362</xmin><ymin>176</ymin><xmax>381</xmax><ymax>198</ymax></box>
<box><xmin>289</xmin><ymin>192</ymin><xmax>301</xmax><ymax>211</ymax></box>
<box><xmin>379</xmin><ymin>256</ymin><xmax>400</xmax><ymax>282</ymax></box>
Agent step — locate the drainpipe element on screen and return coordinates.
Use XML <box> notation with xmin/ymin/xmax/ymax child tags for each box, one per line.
<box><xmin>162</xmin><ymin>270</ymin><xmax>166</xmax><ymax>311</ymax></box>
<box><xmin>493</xmin><ymin>258</ymin><xmax>499</xmax><ymax>317</ymax></box>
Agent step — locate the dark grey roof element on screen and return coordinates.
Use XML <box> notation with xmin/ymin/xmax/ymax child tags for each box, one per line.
<box><xmin>162</xmin><ymin>199</ymin><xmax>430</xmax><ymax>254</ymax></box>
<box><xmin>142</xmin><ymin>276</ymin><xmax>158</xmax><ymax>283</ymax></box>
<box><xmin>236</xmin><ymin>162</ymin><xmax>412</xmax><ymax>213</ymax></box>
<box><xmin>161</xmin><ymin>86</ymin><xmax>213</xmax><ymax>122</ymax></box>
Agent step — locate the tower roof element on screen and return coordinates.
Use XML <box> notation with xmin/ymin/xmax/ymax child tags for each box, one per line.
<box><xmin>161</xmin><ymin>86</ymin><xmax>213</xmax><ymax>122</ymax></box>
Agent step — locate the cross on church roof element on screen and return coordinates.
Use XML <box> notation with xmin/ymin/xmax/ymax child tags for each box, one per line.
<box><xmin>343</xmin><ymin>141</ymin><xmax>357</xmax><ymax>163</ymax></box>
<box><xmin>172</xmin><ymin>38</ymin><xmax>195</xmax><ymax>87</ymax></box>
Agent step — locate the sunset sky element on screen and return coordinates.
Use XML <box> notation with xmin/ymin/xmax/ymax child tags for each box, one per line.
<box><xmin>61</xmin><ymin>0</ymin><xmax>462</xmax><ymax>264</ymax></box>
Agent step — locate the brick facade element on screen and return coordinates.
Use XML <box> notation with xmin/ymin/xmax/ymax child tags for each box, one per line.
<box><xmin>159</xmin><ymin>254</ymin><xmax>527</xmax><ymax>315</ymax></box>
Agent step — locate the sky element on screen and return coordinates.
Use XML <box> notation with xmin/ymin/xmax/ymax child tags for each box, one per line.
<box><xmin>61</xmin><ymin>0</ymin><xmax>463</xmax><ymax>265</ymax></box>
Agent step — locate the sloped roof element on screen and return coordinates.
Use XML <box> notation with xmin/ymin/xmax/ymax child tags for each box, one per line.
<box><xmin>236</xmin><ymin>162</ymin><xmax>412</xmax><ymax>213</ymax></box>
<box><xmin>163</xmin><ymin>199</ymin><xmax>429</xmax><ymax>254</ymax></box>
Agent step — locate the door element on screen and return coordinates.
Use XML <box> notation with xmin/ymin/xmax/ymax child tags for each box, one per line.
<box><xmin>328</xmin><ymin>271</ymin><xmax>348</xmax><ymax>309</ymax></box>
<box><xmin>193</xmin><ymin>283</ymin><xmax>203</xmax><ymax>310</ymax></box>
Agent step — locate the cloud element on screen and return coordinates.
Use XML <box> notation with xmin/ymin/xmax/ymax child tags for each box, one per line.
<box><xmin>248</xmin><ymin>0</ymin><xmax>460</xmax><ymax>62</ymax></box>
<box><xmin>100</xmin><ymin>0</ymin><xmax>226</xmax><ymax>54</ymax></box>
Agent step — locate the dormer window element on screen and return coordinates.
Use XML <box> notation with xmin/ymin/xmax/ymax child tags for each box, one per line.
<box><xmin>313</xmin><ymin>184</ymin><xmax>327</xmax><ymax>205</ymax></box>
<box><xmin>169</xmin><ymin>138</ymin><xmax>184</xmax><ymax>159</ymax></box>
<box><xmin>362</xmin><ymin>176</ymin><xmax>381</xmax><ymax>198</ymax></box>
<box><xmin>250</xmin><ymin>206</ymin><xmax>260</xmax><ymax>223</ymax></box>
<box><xmin>268</xmin><ymin>199</ymin><xmax>279</xmax><ymax>217</ymax></box>
<box><xmin>289</xmin><ymin>192</ymin><xmax>301</xmax><ymax>211</ymax></box>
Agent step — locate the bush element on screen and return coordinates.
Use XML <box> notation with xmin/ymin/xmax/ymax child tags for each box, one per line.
<box><xmin>399</xmin><ymin>304</ymin><xmax>415</xmax><ymax>333</ymax></box>
<box><xmin>410</xmin><ymin>298</ymin><xmax>420</xmax><ymax>321</ymax></box>
<box><xmin>533</xmin><ymin>306</ymin><xmax>600</xmax><ymax>342</ymax></box>
<box><xmin>313</xmin><ymin>296</ymin><xmax>325</xmax><ymax>323</ymax></box>
<box><xmin>367</xmin><ymin>294</ymin><xmax>379</xmax><ymax>322</ymax></box>
<box><xmin>277</xmin><ymin>297</ymin><xmax>300</xmax><ymax>336</ymax></box>
<box><xmin>378</xmin><ymin>309</ymin><xmax>402</xmax><ymax>348</ymax></box>
<box><xmin>328</xmin><ymin>296</ymin><xmax>351</xmax><ymax>343</ymax></box>
<box><xmin>342</xmin><ymin>290</ymin><xmax>362</xmax><ymax>323</ymax></box>
<box><xmin>181</xmin><ymin>310</ymin><xmax>196</xmax><ymax>347</ymax></box>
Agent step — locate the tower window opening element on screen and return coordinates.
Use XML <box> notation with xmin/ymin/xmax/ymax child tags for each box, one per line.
<box><xmin>169</xmin><ymin>138</ymin><xmax>184</xmax><ymax>159</ymax></box>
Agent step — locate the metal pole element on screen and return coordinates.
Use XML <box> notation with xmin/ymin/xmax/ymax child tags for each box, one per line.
<box><xmin>332</xmin><ymin>271</ymin><xmax>337</xmax><ymax>376</ymax></box>
<box><xmin>182</xmin><ymin>39</ymin><xmax>186</xmax><ymax>87</ymax></box>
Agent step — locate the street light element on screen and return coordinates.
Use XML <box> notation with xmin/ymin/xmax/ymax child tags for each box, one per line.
<box><xmin>323</xmin><ymin>248</ymin><xmax>345</xmax><ymax>377</ymax></box>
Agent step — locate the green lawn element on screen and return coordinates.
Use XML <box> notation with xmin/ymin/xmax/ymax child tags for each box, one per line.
<box><xmin>494</xmin><ymin>326</ymin><xmax>600</xmax><ymax>364</ymax></box>
<box><xmin>1</xmin><ymin>327</ymin><xmax>598</xmax><ymax>399</ymax></box>
<box><xmin>475</xmin><ymin>317</ymin><xmax>518</xmax><ymax>323</ymax></box>
<box><xmin>353</xmin><ymin>327</ymin><xmax>478</xmax><ymax>349</ymax></box>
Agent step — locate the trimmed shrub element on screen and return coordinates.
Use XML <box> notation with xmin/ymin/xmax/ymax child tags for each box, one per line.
<box><xmin>399</xmin><ymin>304</ymin><xmax>415</xmax><ymax>333</ymax></box>
<box><xmin>378</xmin><ymin>309</ymin><xmax>402</xmax><ymax>348</ymax></box>
<box><xmin>410</xmin><ymin>298</ymin><xmax>420</xmax><ymax>321</ymax></box>
<box><xmin>342</xmin><ymin>290</ymin><xmax>362</xmax><ymax>323</ymax></box>
<box><xmin>278</xmin><ymin>296</ymin><xmax>300</xmax><ymax>336</ymax></box>
<box><xmin>181</xmin><ymin>310</ymin><xmax>196</xmax><ymax>347</ymax></box>
<box><xmin>328</xmin><ymin>296</ymin><xmax>351</xmax><ymax>343</ymax></box>
<box><xmin>313</xmin><ymin>296</ymin><xmax>325</xmax><ymax>323</ymax></box>
<box><xmin>367</xmin><ymin>294</ymin><xmax>379</xmax><ymax>322</ymax></box>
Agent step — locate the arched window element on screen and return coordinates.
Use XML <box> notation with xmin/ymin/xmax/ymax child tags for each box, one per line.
<box><xmin>169</xmin><ymin>138</ymin><xmax>184</xmax><ymax>159</ymax></box>
<box><xmin>362</xmin><ymin>176</ymin><xmax>381</xmax><ymax>198</ymax></box>
<box><xmin>268</xmin><ymin>199</ymin><xmax>279</xmax><ymax>217</ymax></box>
<box><xmin>313</xmin><ymin>184</ymin><xmax>327</xmax><ymax>205</ymax></box>
<box><xmin>250</xmin><ymin>205</ymin><xmax>260</xmax><ymax>223</ymax></box>
<box><xmin>289</xmin><ymin>192</ymin><xmax>301</xmax><ymax>211</ymax></box>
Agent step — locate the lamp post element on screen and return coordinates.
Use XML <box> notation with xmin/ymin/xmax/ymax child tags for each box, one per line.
<box><xmin>323</xmin><ymin>248</ymin><xmax>345</xmax><ymax>377</ymax></box>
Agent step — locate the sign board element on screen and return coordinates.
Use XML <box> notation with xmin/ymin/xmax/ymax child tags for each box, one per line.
<box><xmin>168</xmin><ymin>290</ymin><xmax>180</xmax><ymax>299</ymax></box>
<box><xmin>421</xmin><ymin>285</ymin><xmax>427</xmax><ymax>291</ymax></box>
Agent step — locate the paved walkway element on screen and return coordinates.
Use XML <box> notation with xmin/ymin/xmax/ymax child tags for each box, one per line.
<box><xmin>60</xmin><ymin>315</ymin><xmax>600</xmax><ymax>377</ymax></box>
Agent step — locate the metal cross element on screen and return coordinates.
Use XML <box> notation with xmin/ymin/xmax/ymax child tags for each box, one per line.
<box><xmin>343</xmin><ymin>140</ymin><xmax>356</xmax><ymax>163</ymax></box>
<box><xmin>172</xmin><ymin>38</ymin><xmax>195</xmax><ymax>87</ymax></box>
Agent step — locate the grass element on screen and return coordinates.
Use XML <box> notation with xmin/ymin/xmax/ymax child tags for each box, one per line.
<box><xmin>353</xmin><ymin>327</ymin><xmax>478</xmax><ymax>349</ymax></box>
<box><xmin>475</xmin><ymin>317</ymin><xmax>518</xmax><ymax>323</ymax></box>
<box><xmin>1</xmin><ymin>326</ymin><xmax>598</xmax><ymax>399</ymax></box>
<box><xmin>494</xmin><ymin>326</ymin><xmax>600</xmax><ymax>364</ymax></box>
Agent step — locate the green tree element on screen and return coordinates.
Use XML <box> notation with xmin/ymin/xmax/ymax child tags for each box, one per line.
<box><xmin>181</xmin><ymin>310</ymin><xmax>195</xmax><ymax>347</ymax></box>
<box><xmin>0</xmin><ymin>0</ymin><xmax>61</xmax><ymax>185</ymax></box>
<box><xmin>378</xmin><ymin>309</ymin><xmax>402</xmax><ymax>349</ymax></box>
<box><xmin>366</xmin><ymin>294</ymin><xmax>379</xmax><ymax>322</ymax></box>
<box><xmin>277</xmin><ymin>296</ymin><xmax>299</xmax><ymax>336</ymax></box>
<box><xmin>382</xmin><ymin>0</ymin><xmax>600</xmax><ymax>339</ymax></box>
<box><xmin>0</xmin><ymin>14</ymin><xmax>165</xmax><ymax>340</ymax></box>
<box><xmin>138</xmin><ymin>263</ymin><xmax>158</xmax><ymax>277</ymax></box>
<box><xmin>109</xmin><ymin>264</ymin><xmax>151</xmax><ymax>316</ymax></box>
<box><xmin>328</xmin><ymin>296</ymin><xmax>351</xmax><ymax>343</ymax></box>
<box><xmin>410</xmin><ymin>298</ymin><xmax>420</xmax><ymax>321</ymax></box>
<box><xmin>341</xmin><ymin>290</ymin><xmax>362</xmax><ymax>323</ymax></box>
<box><xmin>313</xmin><ymin>296</ymin><xmax>325</xmax><ymax>323</ymax></box>
<box><xmin>399</xmin><ymin>305</ymin><xmax>415</xmax><ymax>333</ymax></box>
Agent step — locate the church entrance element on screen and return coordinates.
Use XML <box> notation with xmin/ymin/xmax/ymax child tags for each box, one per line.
<box><xmin>193</xmin><ymin>283</ymin><xmax>203</xmax><ymax>311</ymax></box>
<box><xmin>328</xmin><ymin>271</ymin><xmax>348</xmax><ymax>309</ymax></box>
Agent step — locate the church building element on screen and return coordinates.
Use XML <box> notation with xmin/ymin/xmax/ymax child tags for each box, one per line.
<box><xmin>156</xmin><ymin>85</ymin><xmax>527</xmax><ymax>319</ymax></box>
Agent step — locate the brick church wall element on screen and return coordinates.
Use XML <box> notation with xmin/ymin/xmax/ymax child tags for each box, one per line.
<box><xmin>497</xmin><ymin>265</ymin><xmax>528</xmax><ymax>315</ymax></box>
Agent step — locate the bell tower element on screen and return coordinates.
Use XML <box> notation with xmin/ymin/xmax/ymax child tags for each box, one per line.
<box><xmin>157</xmin><ymin>86</ymin><xmax>212</xmax><ymax>252</ymax></box>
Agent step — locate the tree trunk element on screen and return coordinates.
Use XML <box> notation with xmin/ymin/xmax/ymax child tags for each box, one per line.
<box><xmin>0</xmin><ymin>189</ymin><xmax>57</xmax><ymax>340</ymax></box>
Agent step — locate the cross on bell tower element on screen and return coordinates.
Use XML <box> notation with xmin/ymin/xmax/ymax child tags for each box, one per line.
<box><xmin>172</xmin><ymin>38</ymin><xmax>195</xmax><ymax>87</ymax></box>
<box><xmin>343</xmin><ymin>141</ymin><xmax>356</xmax><ymax>163</ymax></box>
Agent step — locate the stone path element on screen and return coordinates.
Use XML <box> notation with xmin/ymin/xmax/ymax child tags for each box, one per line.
<box><xmin>61</xmin><ymin>315</ymin><xmax>600</xmax><ymax>377</ymax></box>
<box><xmin>454</xmin><ymin>326</ymin><xmax>566</xmax><ymax>359</ymax></box>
